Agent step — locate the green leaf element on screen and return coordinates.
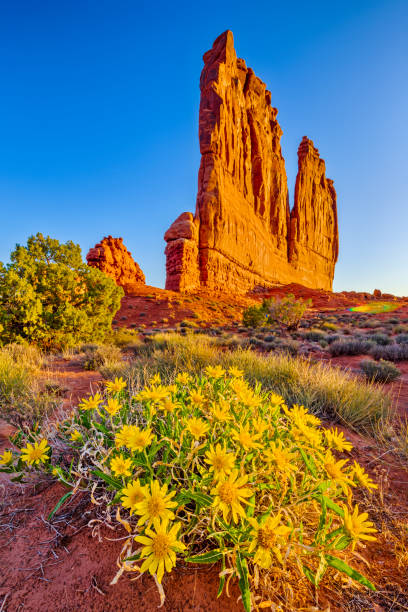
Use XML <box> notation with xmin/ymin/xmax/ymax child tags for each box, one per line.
<box><xmin>298</xmin><ymin>448</ymin><xmax>317</xmax><ymax>477</ymax></box>
<box><xmin>92</xmin><ymin>469</ymin><xmax>122</xmax><ymax>490</ymax></box>
<box><xmin>236</xmin><ymin>551</ymin><xmax>251</xmax><ymax>612</ymax></box>
<box><xmin>246</xmin><ymin>494</ymin><xmax>256</xmax><ymax>518</ymax></box>
<box><xmin>302</xmin><ymin>564</ymin><xmax>317</xmax><ymax>586</ymax></box>
<box><xmin>326</xmin><ymin>555</ymin><xmax>376</xmax><ymax>591</ymax></box>
<box><xmin>178</xmin><ymin>490</ymin><xmax>212</xmax><ymax>509</ymax></box>
<box><xmin>186</xmin><ymin>550</ymin><xmax>223</xmax><ymax>564</ymax></box>
<box><xmin>321</xmin><ymin>495</ymin><xmax>345</xmax><ymax>518</ymax></box>
<box><xmin>217</xmin><ymin>555</ymin><xmax>226</xmax><ymax>598</ymax></box>
<box><xmin>48</xmin><ymin>491</ymin><xmax>74</xmax><ymax>520</ymax></box>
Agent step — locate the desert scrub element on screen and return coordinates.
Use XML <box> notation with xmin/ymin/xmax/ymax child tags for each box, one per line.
<box><xmin>370</xmin><ymin>344</ymin><xmax>408</xmax><ymax>362</ymax></box>
<box><xmin>302</xmin><ymin>329</ymin><xmax>328</xmax><ymax>342</ymax></box>
<box><xmin>359</xmin><ymin>359</ymin><xmax>401</xmax><ymax>383</ymax></box>
<box><xmin>4</xmin><ymin>370</ymin><xmax>378</xmax><ymax>610</ymax></box>
<box><xmin>328</xmin><ymin>340</ymin><xmax>374</xmax><ymax>357</ymax></box>
<box><xmin>82</xmin><ymin>344</ymin><xmax>123</xmax><ymax>371</ymax></box>
<box><xmin>366</xmin><ymin>332</ymin><xmax>392</xmax><ymax>345</ymax></box>
<box><xmin>0</xmin><ymin>345</ymin><xmax>60</xmax><ymax>427</ymax></box>
<box><xmin>395</xmin><ymin>334</ymin><xmax>408</xmax><ymax>344</ymax></box>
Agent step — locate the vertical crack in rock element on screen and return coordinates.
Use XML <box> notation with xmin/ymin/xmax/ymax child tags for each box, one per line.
<box><xmin>164</xmin><ymin>30</ymin><xmax>338</xmax><ymax>293</ymax></box>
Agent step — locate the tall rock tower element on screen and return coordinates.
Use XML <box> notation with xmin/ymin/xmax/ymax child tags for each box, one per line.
<box><xmin>165</xmin><ymin>31</ymin><xmax>338</xmax><ymax>293</ymax></box>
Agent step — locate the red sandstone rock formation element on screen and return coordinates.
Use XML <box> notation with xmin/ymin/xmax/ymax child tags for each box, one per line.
<box><xmin>86</xmin><ymin>236</ymin><xmax>145</xmax><ymax>289</ymax></box>
<box><xmin>164</xmin><ymin>30</ymin><xmax>338</xmax><ymax>294</ymax></box>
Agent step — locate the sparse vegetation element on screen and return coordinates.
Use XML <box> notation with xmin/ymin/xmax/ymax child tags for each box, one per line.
<box><xmin>360</xmin><ymin>359</ymin><xmax>401</xmax><ymax>383</ymax></box>
<box><xmin>328</xmin><ymin>339</ymin><xmax>374</xmax><ymax>357</ymax></box>
<box><xmin>0</xmin><ymin>344</ymin><xmax>60</xmax><ymax>426</ymax></box>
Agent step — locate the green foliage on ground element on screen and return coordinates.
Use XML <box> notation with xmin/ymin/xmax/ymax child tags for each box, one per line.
<box><xmin>359</xmin><ymin>359</ymin><xmax>401</xmax><ymax>383</ymax></box>
<box><xmin>243</xmin><ymin>294</ymin><xmax>311</xmax><ymax>330</ymax></box>
<box><xmin>0</xmin><ymin>233</ymin><xmax>124</xmax><ymax>350</ymax></box>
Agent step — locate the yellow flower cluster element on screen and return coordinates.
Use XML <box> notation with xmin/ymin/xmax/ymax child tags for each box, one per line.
<box><xmin>5</xmin><ymin>365</ymin><xmax>379</xmax><ymax>601</ymax></box>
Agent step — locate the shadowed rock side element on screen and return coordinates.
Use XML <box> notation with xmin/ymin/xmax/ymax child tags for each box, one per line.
<box><xmin>87</xmin><ymin>236</ymin><xmax>145</xmax><ymax>289</ymax></box>
<box><xmin>165</xmin><ymin>30</ymin><xmax>338</xmax><ymax>293</ymax></box>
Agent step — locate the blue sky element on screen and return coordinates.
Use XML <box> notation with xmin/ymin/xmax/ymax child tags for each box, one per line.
<box><xmin>0</xmin><ymin>0</ymin><xmax>407</xmax><ymax>294</ymax></box>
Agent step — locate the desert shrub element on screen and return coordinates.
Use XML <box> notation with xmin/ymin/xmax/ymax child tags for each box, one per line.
<box><xmin>105</xmin><ymin>328</ymin><xmax>141</xmax><ymax>348</ymax></box>
<box><xmin>4</xmin><ymin>371</ymin><xmax>379</xmax><ymax>610</ymax></box>
<box><xmin>370</xmin><ymin>344</ymin><xmax>408</xmax><ymax>362</ymax></box>
<box><xmin>265</xmin><ymin>294</ymin><xmax>311</xmax><ymax>330</ymax></box>
<box><xmin>359</xmin><ymin>359</ymin><xmax>401</xmax><ymax>383</ymax></box>
<box><xmin>0</xmin><ymin>345</ymin><xmax>59</xmax><ymax>426</ymax></box>
<box><xmin>395</xmin><ymin>334</ymin><xmax>408</xmax><ymax>344</ymax></box>
<box><xmin>0</xmin><ymin>234</ymin><xmax>123</xmax><ymax>350</ymax></box>
<box><xmin>321</xmin><ymin>322</ymin><xmax>338</xmax><ymax>331</ymax></box>
<box><xmin>303</xmin><ymin>328</ymin><xmax>328</xmax><ymax>342</ymax></box>
<box><xmin>364</xmin><ymin>319</ymin><xmax>383</xmax><ymax>329</ymax></box>
<box><xmin>242</xmin><ymin>304</ymin><xmax>267</xmax><ymax>328</ymax></box>
<box><xmin>393</xmin><ymin>324</ymin><xmax>408</xmax><ymax>334</ymax></box>
<box><xmin>82</xmin><ymin>345</ymin><xmax>123</xmax><ymax>371</ymax></box>
<box><xmin>367</xmin><ymin>333</ymin><xmax>393</xmax><ymax>345</ymax></box>
<box><xmin>328</xmin><ymin>340</ymin><xmax>374</xmax><ymax>357</ymax></box>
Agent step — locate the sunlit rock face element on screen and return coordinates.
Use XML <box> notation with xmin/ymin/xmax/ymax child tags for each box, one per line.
<box><xmin>87</xmin><ymin>236</ymin><xmax>145</xmax><ymax>289</ymax></box>
<box><xmin>164</xmin><ymin>30</ymin><xmax>338</xmax><ymax>294</ymax></box>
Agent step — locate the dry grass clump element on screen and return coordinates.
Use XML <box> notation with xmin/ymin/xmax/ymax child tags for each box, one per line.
<box><xmin>0</xmin><ymin>344</ymin><xmax>60</xmax><ymax>427</ymax></box>
<box><xmin>359</xmin><ymin>359</ymin><xmax>401</xmax><ymax>383</ymax></box>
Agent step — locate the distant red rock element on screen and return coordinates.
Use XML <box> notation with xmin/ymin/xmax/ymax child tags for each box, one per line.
<box><xmin>164</xmin><ymin>31</ymin><xmax>338</xmax><ymax>294</ymax></box>
<box><xmin>86</xmin><ymin>236</ymin><xmax>145</xmax><ymax>289</ymax></box>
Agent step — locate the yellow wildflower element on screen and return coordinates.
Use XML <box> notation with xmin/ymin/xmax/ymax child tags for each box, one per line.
<box><xmin>230</xmin><ymin>377</ymin><xmax>249</xmax><ymax>394</ymax></box>
<box><xmin>115</xmin><ymin>424</ymin><xmax>132</xmax><ymax>448</ymax></box>
<box><xmin>286</xmin><ymin>404</ymin><xmax>321</xmax><ymax>427</ymax></box>
<box><xmin>204</xmin><ymin>365</ymin><xmax>225</xmax><ymax>379</ymax></box>
<box><xmin>160</xmin><ymin>398</ymin><xmax>179</xmax><ymax>414</ymax></box>
<box><xmin>104</xmin><ymin>398</ymin><xmax>122</xmax><ymax>417</ymax></box>
<box><xmin>269</xmin><ymin>393</ymin><xmax>285</xmax><ymax>407</ymax></box>
<box><xmin>252</xmin><ymin>416</ymin><xmax>269</xmax><ymax>436</ymax></box>
<box><xmin>343</xmin><ymin>504</ymin><xmax>377</xmax><ymax>550</ymax></box>
<box><xmin>186</xmin><ymin>417</ymin><xmax>210</xmax><ymax>439</ymax></box>
<box><xmin>324</xmin><ymin>427</ymin><xmax>353</xmax><ymax>453</ymax></box>
<box><xmin>248</xmin><ymin>513</ymin><xmax>291</xmax><ymax>567</ymax></box>
<box><xmin>352</xmin><ymin>461</ymin><xmax>378</xmax><ymax>490</ymax></box>
<box><xmin>175</xmin><ymin>372</ymin><xmax>191</xmax><ymax>385</ymax></box>
<box><xmin>138</xmin><ymin>385</ymin><xmax>170</xmax><ymax>404</ymax></box>
<box><xmin>210</xmin><ymin>400</ymin><xmax>231</xmax><ymax>422</ymax></box>
<box><xmin>135</xmin><ymin>519</ymin><xmax>186</xmax><ymax>583</ymax></box>
<box><xmin>211</xmin><ymin>470</ymin><xmax>252</xmax><ymax>524</ymax></box>
<box><xmin>292</xmin><ymin>421</ymin><xmax>323</xmax><ymax>449</ymax></box>
<box><xmin>126</xmin><ymin>426</ymin><xmax>154</xmax><ymax>452</ymax></box>
<box><xmin>135</xmin><ymin>480</ymin><xmax>177</xmax><ymax>526</ymax></box>
<box><xmin>228</xmin><ymin>366</ymin><xmax>244</xmax><ymax>378</ymax></box>
<box><xmin>189</xmin><ymin>389</ymin><xmax>206</xmax><ymax>407</ymax></box>
<box><xmin>110</xmin><ymin>454</ymin><xmax>133</xmax><ymax>477</ymax></box>
<box><xmin>106</xmin><ymin>377</ymin><xmax>127</xmax><ymax>394</ymax></box>
<box><xmin>149</xmin><ymin>373</ymin><xmax>161</xmax><ymax>385</ymax></box>
<box><xmin>121</xmin><ymin>479</ymin><xmax>147</xmax><ymax>515</ymax></box>
<box><xmin>205</xmin><ymin>444</ymin><xmax>236</xmax><ymax>477</ymax></box>
<box><xmin>79</xmin><ymin>393</ymin><xmax>102</xmax><ymax>411</ymax></box>
<box><xmin>265</xmin><ymin>440</ymin><xmax>297</xmax><ymax>477</ymax></box>
<box><xmin>324</xmin><ymin>452</ymin><xmax>355</xmax><ymax>495</ymax></box>
<box><xmin>70</xmin><ymin>430</ymin><xmax>82</xmax><ymax>442</ymax></box>
<box><xmin>0</xmin><ymin>450</ymin><xmax>13</xmax><ymax>465</ymax></box>
<box><xmin>232</xmin><ymin>423</ymin><xmax>263</xmax><ymax>451</ymax></box>
<box><xmin>21</xmin><ymin>439</ymin><xmax>50</xmax><ymax>465</ymax></box>
<box><xmin>236</xmin><ymin>388</ymin><xmax>263</xmax><ymax>408</ymax></box>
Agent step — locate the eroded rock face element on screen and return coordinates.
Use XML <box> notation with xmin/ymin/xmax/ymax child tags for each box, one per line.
<box><xmin>86</xmin><ymin>236</ymin><xmax>145</xmax><ymax>289</ymax></box>
<box><xmin>164</xmin><ymin>30</ymin><xmax>338</xmax><ymax>293</ymax></box>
